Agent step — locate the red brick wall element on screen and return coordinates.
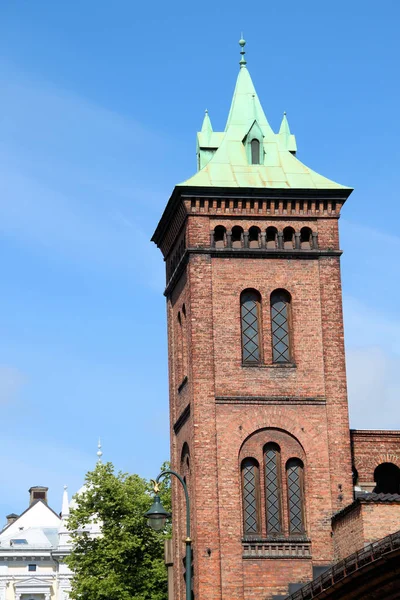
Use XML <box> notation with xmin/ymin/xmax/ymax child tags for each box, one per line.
<box><xmin>332</xmin><ymin>503</ymin><xmax>364</xmax><ymax>560</ymax></box>
<box><xmin>362</xmin><ymin>503</ymin><xmax>400</xmax><ymax>544</ymax></box>
<box><xmin>333</xmin><ymin>502</ymin><xmax>400</xmax><ymax>560</ymax></box>
<box><xmin>165</xmin><ymin>202</ymin><xmax>353</xmax><ymax>599</ymax></box>
<box><xmin>351</xmin><ymin>430</ymin><xmax>400</xmax><ymax>489</ymax></box>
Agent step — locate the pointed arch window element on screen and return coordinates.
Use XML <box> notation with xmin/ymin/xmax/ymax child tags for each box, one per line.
<box><xmin>264</xmin><ymin>444</ymin><xmax>282</xmax><ymax>535</ymax></box>
<box><xmin>286</xmin><ymin>459</ymin><xmax>305</xmax><ymax>535</ymax></box>
<box><xmin>242</xmin><ymin>458</ymin><xmax>261</xmax><ymax>535</ymax></box>
<box><xmin>270</xmin><ymin>290</ymin><xmax>292</xmax><ymax>364</ymax></box>
<box><xmin>241</xmin><ymin>289</ymin><xmax>261</xmax><ymax>364</ymax></box>
<box><xmin>251</xmin><ymin>139</ymin><xmax>260</xmax><ymax>165</ymax></box>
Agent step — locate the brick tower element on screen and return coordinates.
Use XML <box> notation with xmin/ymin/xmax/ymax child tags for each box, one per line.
<box><xmin>152</xmin><ymin>39</ymin><xmax>353</xmax><ymax>600</ymax></box>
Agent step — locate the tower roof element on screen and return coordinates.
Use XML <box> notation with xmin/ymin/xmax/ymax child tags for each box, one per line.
<box><xmin>180</xmin><ymin>39</ymin><xmax>350</xmax><ymax>191</ymax></box>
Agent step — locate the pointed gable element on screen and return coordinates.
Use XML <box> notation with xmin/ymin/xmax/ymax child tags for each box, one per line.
<box><xmin>0</xmin><ymin>500</ymin><xmax>60</xmax><ymax>538</ymax></box>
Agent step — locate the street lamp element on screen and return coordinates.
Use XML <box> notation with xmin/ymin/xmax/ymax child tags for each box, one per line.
<box><xmin>145</xmin><ymin>469</ymin><xmax>192</xmax><ymax>600</ymax></box>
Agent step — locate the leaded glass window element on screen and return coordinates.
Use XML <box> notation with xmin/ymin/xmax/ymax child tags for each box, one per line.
<box><xmin>242</xmin><ymin>458</ymin><xmax>260</xmax><ymax>535</ymax></box>
<box><xmin>264</xmin><ymin>444</ymin><xmax>282</xmax><ymax>535</ymax></box>
<box><xmin>287</xmin><ymin>459</ymin><xmax>305</xmax><ymax>535</ymax></box>
<box><xmin>271</xmin><ymin>290</ymin><xmax>291</xmax><ymax>363</ymax></box>
<box><xmin>241</xmin><ymin>290</ymin><xmax>261</xmax><ymax>364</ymax></box>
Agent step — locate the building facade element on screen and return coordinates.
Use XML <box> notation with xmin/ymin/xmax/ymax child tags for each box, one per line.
<box><xmin>0</xmin><ymin>487</ymin><xmax>72</xmax><ymax>600</ymax></box>
<box><xmin>152</xmin><ymin>40</ymin><xmax>400</xmax><ymax>599</ymax></box>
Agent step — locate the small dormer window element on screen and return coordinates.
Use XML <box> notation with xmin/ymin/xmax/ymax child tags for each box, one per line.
<box><xmin>251</xmin><ymin>139</ymin><xmax>260</xmax><ymax>164</ymax></box>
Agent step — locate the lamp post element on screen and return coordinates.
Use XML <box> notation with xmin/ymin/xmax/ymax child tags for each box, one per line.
<box><xmin>145</xmin><ymin>469</ymin><xmax>192</xmax><ymax>600</ymax></box>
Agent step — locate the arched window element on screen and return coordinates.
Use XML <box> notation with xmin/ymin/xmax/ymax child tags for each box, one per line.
<box><xmin>177</xmin><ymin>311</ymin><xmax>183</xmax><ymax>383</ymax></box>
<box><xmin>241</xmin><ymin>289</ymin><xmax>261</xmax><ymax>364</ymax></box>
<box><xmin>300</xmin><ymin>227</ymin><xmax>312</xmax><ymax>249</ymax></box>
<box><xmin>251</xmin><ymin>139</ymin><xmax>260</xmax><ymax>165</ymax></box>
<box><xmin>373</xmin><ymin>463</ymin><xmax>400</xmax><ymax>494</ymax></box>
<box><xmin>182</xmin><ymin>304</ymin><xmax>188</xmax><ymax>378</ymax></box>
<box><xmin>264</xmin><ymin>444</ymin><xmax>282</xmax><ymax>535</ymax></box>
<box><xmin>286</xmin><ymin>459</ymin><xmax>305</xmax><ymax>535</ymax></box>
<box><xmin>242</xmin><ymin>458</ymin><xmax>261</xmax><ymax>535</ymax></box>
<box><xmin>270</xmin><ymin>290</ymin><xmax>292</xmax><ymax>363</ymax></box>
<box><xmin>214</xmin><ymin>225</ymin><xmax>226</xmax><ymax>248</ymax></box>
<box><xmin>266</xmin><ymin>226</ymin><xmax>278</xmax><ymax>249</ymax></box>
<box><xmin>283</xmin><ymin>227</ymin><xmax>295</xmax><ymax>249</ymax></box>
<box><xmin>232</xmin><ymin>226</ymin><xmax>244</xmax><ymax>249</ymax></box>
<box><xmin>249</xmin><ymin>226</ymin><xmax>261</xmax><ymax>248</ymax></box>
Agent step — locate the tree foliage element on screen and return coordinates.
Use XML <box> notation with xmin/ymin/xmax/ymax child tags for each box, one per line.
<box><xmin>66</xmin><ymin>461</ymin><xmax>171</xmax><ymax>600</ymax></box>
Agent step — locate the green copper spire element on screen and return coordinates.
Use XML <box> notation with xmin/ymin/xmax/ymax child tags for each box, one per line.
<box><xmin>181</xmin><ymin>41</ymin><xmax>351</xmax><ymax>190</ymax></box>
<box><xmin>278</xmin><ymin>111</ymin><xmax>297</xmax><ymax>153</ymax></box>
<box><xmin>201</xmin><ymin>109</ymin><xmax>213</xmax><ymax>139</ymax></box>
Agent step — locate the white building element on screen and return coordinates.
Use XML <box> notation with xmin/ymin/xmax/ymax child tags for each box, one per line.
<box><xmin>0</xmin><ymin>444</ymin><xmax>103</xmax><ymax>600</ymax></box>
<box><xmin>0</xmin><ymin>485</ymin><xmax>73</xmax><ymax>600</ymax></box>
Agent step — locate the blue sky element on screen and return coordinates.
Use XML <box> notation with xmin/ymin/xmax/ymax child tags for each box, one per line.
<box><xmin>0</xmin><ymin>0</ymin><xmax>399</xmax><ymax>519</ymax></box>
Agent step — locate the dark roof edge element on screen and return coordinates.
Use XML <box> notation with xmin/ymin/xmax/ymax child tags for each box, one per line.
<box><xmin>151</xmin><ymin>185</ymin><xmax>353</xmax><ymax>247</ymax></box>
<box><xmin>332</xmin><ymin>493</ymin><xmax>400</xmax><ymax>524</ymax></box>
<box><xmin>351</xmin><ymin>429</ymin><xmax>400</xmax><ymax>437</ymax></box>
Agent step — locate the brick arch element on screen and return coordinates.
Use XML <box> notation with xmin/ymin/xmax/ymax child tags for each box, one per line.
<box><xmin>239</xmin><ymin>426</ymin><xmax>305</xmax><ymax>462</ymax></box>
<box><xmin>236</xmin><ymin>408</ymin><xmax>308</xmax><ymax>452</ymax></box>
<box><xmin>376</xmin><ymin>453</ymin><xmax>400</xmax><ymax>468</ymax></box>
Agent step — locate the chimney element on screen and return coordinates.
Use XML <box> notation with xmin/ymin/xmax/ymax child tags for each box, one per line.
<box><xmin>29</xmin><ymin>486</ymin><xmax>48</xmax><ymax>506</ymax></box>
<box><xmin>6</xmin><ymin>513</ymin><xmax>19</xmax><ymax>526</ymax></box>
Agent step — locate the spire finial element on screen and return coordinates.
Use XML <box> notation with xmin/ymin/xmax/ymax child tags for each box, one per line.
<box><xmin>239</xmin><ymin>35</ymin><xmax>247</xmax><ymax>68</ymax></box>
<box><xmin>97</xmin><ymin>437</ymin><xmax>103</xmax><ymax>463</ymax></box>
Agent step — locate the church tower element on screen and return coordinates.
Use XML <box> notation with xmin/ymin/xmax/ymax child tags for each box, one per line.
<box><xmin>152</xmin><ymin>40</ymin><xmax>353</xmax><ymax>600</ymax></box>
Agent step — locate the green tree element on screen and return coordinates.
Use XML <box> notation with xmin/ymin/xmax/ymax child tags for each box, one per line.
<box><xmin>66</xmin><ymin>461</ymin><xmax>171</xmax><ymax>600</ymax></box>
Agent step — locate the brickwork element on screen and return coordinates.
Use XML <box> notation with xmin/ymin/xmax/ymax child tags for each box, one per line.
<box><xmin>332</xmin><ymin>500</ymin><xmax>400</xmax><ymax>560</ymax></box>
<box><xmin>351</xmin><ymin>430</ymin><xmax>400</xmax><ymax>490</ymax></box>
<box><xmin>160</xmin><ymin>193</ymin><xmax>355</xmax><ymax>599</ymax></box>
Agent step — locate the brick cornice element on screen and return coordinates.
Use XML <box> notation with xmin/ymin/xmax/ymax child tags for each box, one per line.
<box><xmin>152</xmin><ymin>185</ymin><xmax>352</xmax><ymax>248</ymax></box>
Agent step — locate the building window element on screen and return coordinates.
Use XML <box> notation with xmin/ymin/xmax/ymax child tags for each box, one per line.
<box><xmin>231</xmin><ymin>226</ymin><xmax>244</xmax><ymax>248</ymax></box>
<box><xmin>240</xmin><ymin>430</ymin><xmax>306</xmax><ymax>540</ymax></box>
<box><xmin>266</xmin><ymin>226</ymin><xmax>278</xmax><ymax>249</ymax></box>
<box><xmin>214</xmin><ymin>225</ymin><xmax>226</xmax><ymax>248</ymax></box>
<box><xmin>373</xmin><ymin>462</ymin><xmax>400</xmax><ymax>494</ymax></box>
<box><xmin>283</xmin><ymin>226</ymin><xmax>295</xmax><ymax>249</ymax></box>
<box><xmin>286</xmin><ymin>459</ymin><xmax>305</xmax><ymax>535</ymax></box>
<box><xmin>248</xmin><ymin>226</ymin><xmax>261</xmax><ymax>248</ymax></box>
<box><xmin>241</xmin><ymin>289</ymin><xmax>261</xmax><ymax>364</ymax></box>
<box><xmin>28</xmin><ymin>564</ymin><xmax>37</xmax><ymax>572</ymax></box>
<box><xmin>270</xmin><ymin>290</ymin><xmax>292</xmax><ymax>363</ymax></box>
<box><xmin>251</xmin><ymin>139</ymin><xmax>260</xmax><ymax>164</ymax></box>
<box><xmin>300</xmin><ymin>227</ymin><xmax>312</xmax><ymax>249</ymax></box>
<box><xmin>264</xmin><ymin>444</ymin><xmax>282</xmax><ymax>535</ymax></box>
<box><xmin>242</xmin><ymin>458</ymin><xmax>261</xmax><ymax>535</ymax></box>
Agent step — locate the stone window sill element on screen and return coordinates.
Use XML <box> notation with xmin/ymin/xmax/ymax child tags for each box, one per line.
<box><xmin>241</xmin><ymin>363</ymin><xmax>297</xmax><ymax>369</ymax></box>
<box><xmin>242</xmin><ymin>537</ymin><xmax>311</xmax><ymax>559</ymax></box>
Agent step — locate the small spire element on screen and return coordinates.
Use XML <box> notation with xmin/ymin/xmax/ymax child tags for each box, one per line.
<box><xmin>201</xmin><ymin>109</ymin><xmax>213</xmax><ymax>137</ymax></box>
<box><xmin>61</xmin><ymin>485</ymin><xmax>69</xmax><ymax>518</ymax></box>
<box><xmin>97</xmin><ymin>438</ymin><xmax>103</xmax><ymax>463</ymax></box>
<box><xmin>239</xmin><ymin>36</ymin><xmax>247</xmax><ymax>68</ymax></box>
<box><xmin>279</xmin><ymin>111</ymin><xmax>291</xmax><ymax>136</ymax></box>
<box><xmin>278</xmin><ymin>111</ymin><xmax>297</xmax><ymax>153</ymax></box>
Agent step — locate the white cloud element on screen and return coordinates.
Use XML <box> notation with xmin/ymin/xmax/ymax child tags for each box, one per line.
<box><xmin>346</xmin><ymin>346</ymin><xmax>400</xmax><ymax>429</ymax></box>
<box><xmin>344</xmin><ymin>294</ymin><xmax>400</xmax><ymax>429</ymax></box>
<box><xmin>0</xmin><ymin>366</ymin><xmax>25</xmax><ymax>404</ymax></box>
